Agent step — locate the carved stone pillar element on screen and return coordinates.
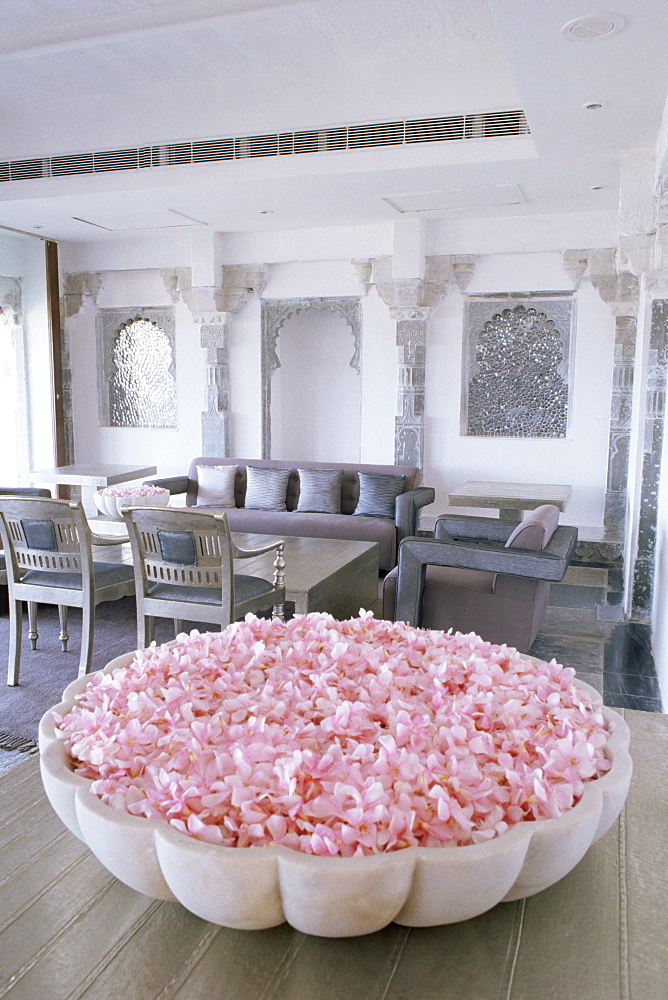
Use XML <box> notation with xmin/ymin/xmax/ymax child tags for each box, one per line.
<box><xmin>183</xmin><ymin>287</ymin><xmax>230</xmax><ymax>458</ymax></box>
<box><xmin>183</xmin><ymin>265</ymin><xmax>267</xmax><ymax>457</ymax></box>
<box><xmin>395</xmin><ymin>315</ymin><xmax>428</xmax><ymax>467</ymax></box>
<box><xmin>573</xmin><ymin>251</ymin><xmax>640</xmax><ymax>544</ymax></box>
<box><xmin>632</xmin><ymin>298</ymin><xmax>668</xmax><ymax>619</ymax></box>
<box><xmin>373</xmin><ymin>256</ymin><xmax>452</xmax><ymax>471</ymax></box>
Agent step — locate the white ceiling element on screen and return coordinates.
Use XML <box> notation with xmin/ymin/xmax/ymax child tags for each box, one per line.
<box><xmin>0</xmin><ymin>0</ymin><xmax>667</xmax><ymax>243</ymax></box>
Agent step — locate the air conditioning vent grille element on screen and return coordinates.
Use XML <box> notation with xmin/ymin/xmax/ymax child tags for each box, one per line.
<box><xmin>0</xmin><ymin>110</ymin><xmax>529</xmax><ymax>184</ymax></box>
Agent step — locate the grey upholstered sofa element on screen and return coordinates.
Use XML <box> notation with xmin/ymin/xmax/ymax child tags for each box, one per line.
<box><xmin>146</xmin><ymin>458</ymin><xmax>434</xmax><ymax>572</ymax></box>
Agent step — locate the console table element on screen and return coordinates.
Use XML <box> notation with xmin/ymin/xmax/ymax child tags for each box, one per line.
<box><xmin>448</xmin><ymin>480</ymin><xmax>572</xmax><ymax>523</ymax></box>
<box><xmin>28</xmin><ymin>463</ymin><xmax>157</xmax><ymax>517</ymax></box>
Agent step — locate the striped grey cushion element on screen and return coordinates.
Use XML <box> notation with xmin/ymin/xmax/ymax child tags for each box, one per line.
<box><xmin>244</xmin><ymin>466</ymin><xmax>290</xmax><ymax>511</ymax></box>
<box><xmin>195</xmin><ymin>464</ymin><xmax>237</xmax><ymax>507</ymax></box>
<box><xmin>297</xmin><ymin>469</ymin><xmax>343</xmax><ymax>513</ymax></box>
<box><xmin>353</xmin><ymin>472</ymin><xmax>405</xmax><ymax>519</ymax></box>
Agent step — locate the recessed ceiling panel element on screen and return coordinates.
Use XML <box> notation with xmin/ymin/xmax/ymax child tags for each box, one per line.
<box><xmin>72</xmin><ymin>208</ymin><xmax>207</xmax><ymax>231</ymax></box>
<box><xmin>383</xmin><ymin>184</ymin><xmax>524</xmax><ymax>214</ymax></box>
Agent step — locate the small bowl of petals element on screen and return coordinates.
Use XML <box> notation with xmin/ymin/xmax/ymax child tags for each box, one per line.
<box><xmin>93</xmin><ymin>484</ymin><xmax>170</xmax><ymax>520</ymax></box>
<box><xmin>38</xmin><ymin>613</ymin><xmax>632</xmax><ymax>938</ymax></box>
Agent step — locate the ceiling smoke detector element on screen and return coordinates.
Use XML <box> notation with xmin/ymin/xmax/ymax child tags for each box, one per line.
<box><xmin>562</xmin><ymin>15</ymin><xmax>625</xmax><ymax>41</ymax></box>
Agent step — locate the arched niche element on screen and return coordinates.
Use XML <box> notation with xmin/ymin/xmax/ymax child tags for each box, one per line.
<box><xmin>261</xmin><ymin>297</ymin><xmax>362</xmax><ymax>460</ymax></box>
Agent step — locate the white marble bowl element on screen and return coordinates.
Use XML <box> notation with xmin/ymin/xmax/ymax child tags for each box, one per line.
<box><xmin>39</xmin><ymin>653</ymin><xmax>632</xmax><ymax>938</ymax></box>
<box><xmin>93</xmin><ymin>488</ymin><xmax>169</xmax><ymax>520</ymax></box>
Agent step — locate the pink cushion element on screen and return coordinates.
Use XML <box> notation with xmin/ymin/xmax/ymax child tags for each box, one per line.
<box><xmin>505</xmin><ymin>505</ymin><xmax>559</xmax><ymax>552</ymax></box>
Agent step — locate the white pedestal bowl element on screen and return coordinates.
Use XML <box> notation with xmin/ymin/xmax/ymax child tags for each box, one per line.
<box><xmin>93</xmin><ymin>487</ymin><xmax>169</xmax><ymax>520</ymax></box>
<box><xmin>39</xmin><ymin>655</ymin><xmax>632</xmax><ymax>938</ymax></box>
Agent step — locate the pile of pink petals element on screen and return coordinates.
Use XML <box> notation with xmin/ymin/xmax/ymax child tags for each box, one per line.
<box><xmin>98</xmin><ymin>485</ymin><xmax>168</xmax><ymax>497</ymax></box>
<box><xmin>55</xmin><ymin>613</ymin><xmax>611</xmax><ymax>857</ymax></box>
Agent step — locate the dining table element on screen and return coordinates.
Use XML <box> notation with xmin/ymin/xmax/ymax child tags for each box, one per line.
<box><xmin>28</xmin><ymin>462</ymin><xmax>157</xmax><ymax>517</ymax></box>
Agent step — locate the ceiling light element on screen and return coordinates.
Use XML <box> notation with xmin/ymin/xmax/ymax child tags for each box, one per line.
<box><xmin>583</xmin><ymin>101</ymin><xmax>606</xmax><ymax>111</ymax></box>
<box><xmin>590</xmin><ymin>185</ymin><xmax>605</xmax><ymax>191</ymax></box>
<box><xmin>562</xmin><ymin>15</ymin><xmax>625</xmax><ymax>41</ymax></box>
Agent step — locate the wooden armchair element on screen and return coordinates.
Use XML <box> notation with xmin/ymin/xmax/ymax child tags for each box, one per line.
<box><xmin>0</xmin><ymin>497</ymin><xmax>135</xmax><ymax>684</ymax></box>
<box><xmin>121</xmin><ymin>506</ymin><xmax>287</xmax><ymax>649</ymax></box>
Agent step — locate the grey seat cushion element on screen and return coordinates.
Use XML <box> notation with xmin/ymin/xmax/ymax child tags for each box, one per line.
<box><xmin>383</xmin><ymin>564</ymin><xmax>549</xmax><ymax>652</ymax></box>
<box><xmin>147</xmin><ymin>574</ymin><xmax>276</xmax><ymax>605</ymax></box>
<box><xmin>21</xmin><ymin>562</ymin><xmax>134</xmax><ymax>590</ymax></box>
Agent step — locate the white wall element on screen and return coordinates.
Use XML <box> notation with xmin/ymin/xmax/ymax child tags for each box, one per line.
<box><xmin>424</xmin><ymin>253</ymin><xmax>614</xmax><ymax>531</ymax></box>
<box><xmin>66</xmin><ymin>268</ymin><xmax>202</xmax><ymax>479</ymax></box>
<box><xmin>61</xmin><ymin>233</ymin><xmax>616</xmax><ymax>533</ymax></box>
<box><xmin>652</xmin><ymin>414</ymin><xmax>668</xmax><ymax>707</ymax></box>
<box><xmin>271</xmin><ymin>308</ymin><xmax>362</xmax><ymax>463</ymax></box>
<box><xmin>0</xmin><ymin>232</ymin><xmax>53</xmax><ymax>479</ymax></box>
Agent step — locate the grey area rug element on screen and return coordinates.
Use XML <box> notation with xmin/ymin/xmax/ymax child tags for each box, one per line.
<box><xmin>0</xmin><ymin>597</ymin><xmax>294</xmax><ymax>748</ymax></box>
<box><xmin>0</xmin><ymin>596</ymin><xmax>141</xmax><ymax>748</ymax></box>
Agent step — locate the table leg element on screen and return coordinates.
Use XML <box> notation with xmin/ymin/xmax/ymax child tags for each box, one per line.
<box><xmin>79</xmin><ymin>485</ymin><xmax>99</xmax><ymax>518</ymax></box>
<box><xmin>498</xmin><ymin>507</ymin><xmax>522</xmax><ymax>523</ymax></box>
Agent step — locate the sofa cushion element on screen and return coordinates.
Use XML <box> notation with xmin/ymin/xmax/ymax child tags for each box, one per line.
<box><xmin>354</xmin><ymin>472</ymin><xmax>406</xmax><ymax>519</ymax></box>
<box><xmin>297</xmin><ymin>469</ymin><xmax>343</xmax><ymax>514</ymax></box>
<box><xmin>195</xmin><ymin>464</ymin><xmax>237</xmax><ymax>507</ymax></box>
<box><xmin>244</xmin><ymin>466</ymin><xmax>290</xmax><ymax>511</ymax></box>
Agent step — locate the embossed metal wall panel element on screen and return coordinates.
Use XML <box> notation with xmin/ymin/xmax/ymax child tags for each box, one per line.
<box><xmin>463</xmin><ymin>297</ymin><xmax>574</xmax><ymax>438</ymax></box>
<box><xmin>97</xmin><ymin>308</ymin><xmax>176</xmax><ymax>428</ymax></box>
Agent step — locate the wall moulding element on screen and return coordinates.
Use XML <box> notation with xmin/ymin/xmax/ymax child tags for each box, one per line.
<box><xmin>261</xmin><ymin>296</ymin><xmax>362</xmax><ymax>459</ymax></box>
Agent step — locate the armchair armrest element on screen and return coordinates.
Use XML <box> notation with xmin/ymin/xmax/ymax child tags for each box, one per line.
<box><xmin>435</xmin><ymin>514</ymin><xmax>516</xmax><ymax>545</ymax></box>
<box><xmin>142</xmin><ymin>475</ymin><xmax>190</xmax><ymax>496</ymax></box>
<box><xmin>90</xmin><ymin>532</ymin><xmax>130</xmax><ymax>546</ymax></box>
<box><xmin>230</xmin><ymin>536</ymin><xmax>285</xmax><ymax>560</ymax></box>
<box><xmin>395</xmin><ymin>527</ymin><xmax>578</xmax><ymax>627</ymax></box>
<box><xmin>395</xmin><ymin>487</ymin><xmax>435</xmax><ymax>543</ymax></box>
<box><xmin>225</xmin><ymin>525</ymin><xmax>286</xmax><ymax>598</ymax></box>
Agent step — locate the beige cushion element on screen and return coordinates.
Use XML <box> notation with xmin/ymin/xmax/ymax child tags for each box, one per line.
<box><xmin>504</xmin><ymin>504</ymin><xmax>559</xmax><ymax>551</ymax></box>
<box><xmin>195</xmin><ymin>464</ymin><xmax>237</xmax><ymax>507</ymax></box>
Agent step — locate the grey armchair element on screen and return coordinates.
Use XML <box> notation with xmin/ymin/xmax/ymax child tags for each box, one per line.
<box><xmin>0</xmin><ymin>497</ymin><xmax>135</xmax><ymax>684</ymax></box>
<box><xmin>122</xmin><ymin>505</ymin><xmax>287</xmax><ymax>649</ymax></box>
<box><xmin>382</xmin><ymin>505</ymin><xmax>578</xmax><ymax>653</ymax></box>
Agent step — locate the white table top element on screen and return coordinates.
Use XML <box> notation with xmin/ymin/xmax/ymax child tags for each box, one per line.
<box><xmin>29</xmin><ymin>463</ymin><xmax>157</xmax><ymax>488</ymax></box>
<box><xmin>448</xmin><ymin>480</ymin><xmax>572</xmax><ymax>511</ymax></box>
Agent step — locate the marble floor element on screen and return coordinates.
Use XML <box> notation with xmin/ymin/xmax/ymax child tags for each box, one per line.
<box><xmin>528</xmin><ymin>562</ymin><xmax>663</xmax><ymax>713</ymax></box>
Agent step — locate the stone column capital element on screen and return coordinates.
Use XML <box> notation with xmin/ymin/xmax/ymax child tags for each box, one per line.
<box><xmin>61</xmin><ymin>271</ymin><xmax>103</xmax><ymax>318</ymax></box>
<box><xmin>562</xmin><ymin>250</ymin><xmax>589</xmax><ymax>288</ymax></box>
<box><xmin>373</xmin><ymin>256</ymin><xmax>452</xmax><ymax>319</ymax></box>
<box><xmin>182</xmin><ymin>286</ymin><xmax>228</xmax><ymax>324</ymax></box>
<box><xmin>451</xmin><ymin>255</ymin><xmax>477</xmax><ymax>293</ymax></box>
<box><xmin>221</xmin><ymin>263</ymin><xmax>268</xmax><ymax>312</ymax></box>
<box><xmin>160</xmin><ymin>267</ymin><xmax>192</xmax><ymax>303</ymax></box>
<box><xmin>351</xmin><ymin>258</ymin><xmax>373</xmax><ymax>294</ymax></box>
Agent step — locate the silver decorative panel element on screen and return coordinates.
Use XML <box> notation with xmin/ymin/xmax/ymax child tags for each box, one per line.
<box><xmin>463</xmin><ymin>297</ymin><xmax>573</xmax><ymax>438</ymax></box>
<box><xmin>97</xmin><ymin>308</ymin><xmax>176</xmax><ymax>428</ymax></box>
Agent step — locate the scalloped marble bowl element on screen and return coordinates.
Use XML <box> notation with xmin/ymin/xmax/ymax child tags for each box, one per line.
<box><xmin>39</xmin><ymin>653</ymin><xmax>632</xmax><ymax>938</ymax></box>
<box><xmin>94</xmin><ymin>487</ymin><xmax>169</xmax><ymax>520</ymax></box>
